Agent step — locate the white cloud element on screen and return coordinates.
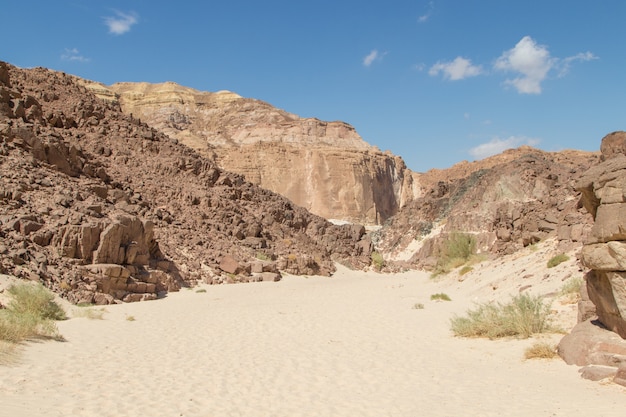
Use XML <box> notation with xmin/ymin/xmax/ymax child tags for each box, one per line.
<box><xmin>61</xmin><ymin>48</ymin><xmax>89</xmax><ymax>63</ymax></box>
<box><xmin>418</xmin><ymin>1</ymin><xmax>435</xmax><ymax>23</ymax></box>
<box><xmin>557</xmin><ymin>51</ymin><xmax>598</xmax><ymax>77</ymax></box>
<box><xmin>428</xmin><ymin>57</ymin><xmax>483</xmax><ymax>80</ymax></box>
<box><xmin>363</xmin><ymin>49</ymin><xmax>386</xmax><ymax>67</ymax></box>
<box><xmin>469</xmin><ymin>136</ymin><xmax>540</xmax><ymax>160</ymax></box>
<box><xmin>104</xmin><ymin>11</ymin><xmax>138</xmax><ymax>35</ymax></box>
<box><xmin>494</xmin><ymin>36</ymin><xmax>553</xmax><ymax>94</ymax></box>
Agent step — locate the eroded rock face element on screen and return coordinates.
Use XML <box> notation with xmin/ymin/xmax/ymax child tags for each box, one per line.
<box><xmin>96</xmin><ymin>81</ymin><xmax>418</xmax><ymax>224</ymax></box>
<box><xmin>0</xmin><ymin>61</ymin><xmax>371</xmax><ymax>303</ymax></box>
<box><xmin>373</xmin><ymin>147</ymin><xmax>597</xmax><ymax>269</ymax></box>
<box><xmin>577</xmin><ymin>132</ymin><xmax>626</xmax><ymax>339</ymax></box>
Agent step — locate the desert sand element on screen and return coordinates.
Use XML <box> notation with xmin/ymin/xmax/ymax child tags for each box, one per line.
<box><xmin>1</xmin><ymin>241</ymin><xmax>625</xmax><ymax>417</ymax></box>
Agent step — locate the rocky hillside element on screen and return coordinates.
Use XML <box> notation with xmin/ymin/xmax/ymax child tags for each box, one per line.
<box><xmin>87</xmin><ymin>81</ymin><xmax>418</xmax><ymax>225</ymax></box>
<box><xmin>0</xmin><ymin>61</ymin><xmax>371</xmax><ymax>304</ymax></box>
<box><xmin>374</xmin><ymin>146</ymin><xmax>600</xmax><ymax>269</ymax></box>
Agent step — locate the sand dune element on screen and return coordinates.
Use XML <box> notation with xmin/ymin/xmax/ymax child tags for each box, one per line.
<box><xmin>1</xmin><ymin>242</ymin><xmax>625</xmax><ymax>416</ymax></box>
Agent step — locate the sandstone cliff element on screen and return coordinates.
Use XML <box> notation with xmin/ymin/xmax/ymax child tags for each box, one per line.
<box><xmin>0</xmin><ymin>62</ymin><xmax>371</xmax><ymax>304</ymax></box>
<box><xmin>91</xmin><ymin>81</ymin><xmax>417</xmax><ymax>224</ymax></box>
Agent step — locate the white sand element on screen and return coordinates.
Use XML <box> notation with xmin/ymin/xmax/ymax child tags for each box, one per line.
<box><xmin>1</xmin><ymin>242</ymin><xmax>625</xmax><ymax>416</ymax></box>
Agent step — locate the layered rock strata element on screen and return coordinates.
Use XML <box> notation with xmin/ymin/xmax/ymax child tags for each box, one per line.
<box><xmin>373</xmin><ymin>147</ymin><xmax>598</xmax><ymax>269</ymax></box>
<box><xmin>95</xmin><ymin>81</ymin><xmax>418</xmax><ymax>224</ymax></box>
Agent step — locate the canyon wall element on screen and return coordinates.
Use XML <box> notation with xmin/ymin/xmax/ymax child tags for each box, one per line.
<box><xmin>95</xmin><ymin>81</ymin><xmax>418</xmax><ymax>224</ymax></box>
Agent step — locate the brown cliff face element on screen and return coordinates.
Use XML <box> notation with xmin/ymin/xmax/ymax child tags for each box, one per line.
<box><xmin>95</xmin><ymin>81</ymin><xmax>416</xmax><ymax>224</ymax></box>
<box><xmin>0</xmin><ymin>62</ymin><xmax>371</xmax><ymax>303</ymax></box>
<box><xmin>374</xmin><ymin>146</ymin><xmax>599</xmax><ymax>269</ymax></box>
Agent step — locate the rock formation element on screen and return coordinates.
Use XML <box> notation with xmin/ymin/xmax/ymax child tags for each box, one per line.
<box><xmin>556</xmin><ymin>131</ymin><xmax>626</xmax><ymax>387</ymax></box>
<box><xmin>576</xmin><ymin>131</ymin><xmax>626</xmax><ymax>339</ymax></box>
<box><xmin>89</xmin><ymin>81</ymin><xmax>418</xmax><ymax>224</ymax></box>
<box><xmin>0</xmin><ymin>61</ymin><xmax>371</xmax><ymax>304</ymax></box>
<box><xmin>372</xmin><ymin>146</ymin><xmax>598</xmax><ymax>269</ymax></box>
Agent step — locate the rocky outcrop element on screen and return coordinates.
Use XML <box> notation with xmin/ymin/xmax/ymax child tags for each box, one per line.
<box><xmin>93</xmin><ymin>81</ymin><xmax>418</xmax><ymax>224</ymax></box>
<box><xmin>576</xmin><ymin>132</ymin><xmax>626</xmax><ymax>339</ymax></box>
<box><xmin>556</xmin><ymin>131</ymin><xmax>626</xmax><ymax>388</ymax></box>
<box><xmin>0</xmin><ymin>61</ymin><xmax>372</xmax><ymax>304</ymax></box>
<box><xmin>372</xmin><ymin>147</ymin><xmax>598</xmax><ymax>269</ymax></box>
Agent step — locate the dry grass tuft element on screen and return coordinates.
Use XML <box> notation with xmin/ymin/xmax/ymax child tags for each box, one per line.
<box><xmin>524</xmin><ymin>342</ymin><xmax>558</xmax><ymax>360</ymax></box>
<box><xmin>430</xmin><ymin>293</ymin><xmax>451</xmax><ymax>301</ymax></box>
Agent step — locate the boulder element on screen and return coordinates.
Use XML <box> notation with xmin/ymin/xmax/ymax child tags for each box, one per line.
<box><xmin>558</xmin><ymin>319</ymin><xmax>626</xmax><ymax>367</ymax></box>
<box><xmin>581</xmin><ymin>242</ymin><xmax>626</xmax><ymax>271</ymax></box>
<box><xmin>600</xmin><ymin>131</ymin><xmax>626</xmax><ymax>161</ymax></box>
<box><xmin>586</xmin><ymin>270</ymin><xmax>626</xmax><ymax>338</ymax></box>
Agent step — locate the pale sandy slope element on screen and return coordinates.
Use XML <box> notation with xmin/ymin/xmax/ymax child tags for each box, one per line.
<box><xmin>1</xmin><ymin>240</ymin><xmax>625</xmax><ymax>417</ymax></box>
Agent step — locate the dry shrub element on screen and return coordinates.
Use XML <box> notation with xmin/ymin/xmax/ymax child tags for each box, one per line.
<box><xmin>524</xmin><ymin>342</ymin><xmax>558</xmax><ymax>360</ymax></box>
<box><xmin>450</xmin><ymin>293</ymin><xmax>553</xmax><ymax>339</ymax></box>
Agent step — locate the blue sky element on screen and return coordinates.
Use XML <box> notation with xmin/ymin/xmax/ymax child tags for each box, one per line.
<box><xmin>2</xmin><ymin>1</ymin><xmax>624</xmax><ymax>171</ymax></box>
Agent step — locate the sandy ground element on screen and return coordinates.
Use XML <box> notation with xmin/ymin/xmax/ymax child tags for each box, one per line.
<box><xmin>1</xmin><ymin>240</ymin><xmax>625</xmax><ymax>416</ymax></box>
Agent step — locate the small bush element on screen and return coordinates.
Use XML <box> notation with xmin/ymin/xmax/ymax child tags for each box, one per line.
<box><xmin>7</xmin><ymin>283</ymin><xmax>67</xmax><ymax>321</ymax></box>
<box><xmin>450</xmin><ymin>293</ymin><xmax>552</xmax><ymax>339</ymax></box>
<box><xmin>459</xmin><ymin>265</ymin><xmax>473</xmax><ymax>276</ymax></box>
<box><xmin>126</xmin><ymin>315</ymin><xmax>136</xmax><ymax>321</ymax></box>
<box><xmin>547</xmin><ymin>253</ymin><xmax>569</xmax><ymax>268</ymax></box>
<box><xmin>0</xmin><ymin>283</ymin><xmax>65</xmax><ymax>344</ymax></box>
<box><xmin>413</xmin><ymin>303</ymin><xmax>425</xmax><ymax>310</ymax></box>
<box><xmin>430</xmin><ymin>293</ymin><xmax>451</xmax><ymax>301</ymax></box>
<box><xmin>255</xmin><ymin>252</ymin><xmax>271</xmax><ymax>261</ymax></box>
<box><xmin>371</xmin><ymin>251</ymin><xmax>385</xmax><ymax>271</ymax></box>
<box><xmin>524</xmin><ymin>342</ymin><xmax>558</xmax><ymax>360</ymax></box>
<box><xmin>432</xmin><ymin>232</ymin><xmax>477</xmax><ymax>277</ymax></box>
<box><xmin>195</xmin><ymin>289</ymin><xmax>207</xmax><ymax>293</ymax></box>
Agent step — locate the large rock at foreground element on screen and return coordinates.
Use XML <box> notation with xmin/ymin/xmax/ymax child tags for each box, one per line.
<box><xmin>576</xmin><ymin>132</ymin><xmax>626</xmax><ymax>339</ymax></box>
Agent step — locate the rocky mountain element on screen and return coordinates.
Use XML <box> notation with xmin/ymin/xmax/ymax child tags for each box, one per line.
<box><xmin>373</xmin><ymin>146</ymin><xmax>600</xmax><ymax>269</ymax></box>
<box><xmin>87</xmin><ymin>81</ymin><xmax>418</xmax><ymax>225</ymax></box>
<box><xmin>0</xmin><ymin>61</ymin><xmax>371</xmax><ymax>304</ymax></box>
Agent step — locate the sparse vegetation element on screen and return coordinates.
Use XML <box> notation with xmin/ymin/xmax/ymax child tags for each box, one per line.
<box><xmin>432</xmin><ymin>232</ymin><xmax>477</xmax><ymax>277</ymax></box>
<box><xmin>458</xmin><ymin>265</ymin><xmax>473</xmax><ymax>276</ymax></box>
<box><xmin>0</xmin><ymin>283</ymin><xmax>66</xmax><ymax>346</ymax></box>
<box><xmin>547</xmin><ymin>253</ymin><xmax>569</xmax><ymax>268</ymax></box>
<box><xmin>73</xmin><ymin>307</ymin><xmax>107</xmax><ymax>320</ymax></box>
<box><xmin>126</xmin><ymin>315</ymin><xmax>136</xmax><ymax>321</ymax></box>
<box><xmin>255</xmin><ymin>252</ymin><xmax>271</xmax><ymax>261</ymax></box>
<box><xmin>560</xmin><ymin>276</ymin><xmax>583</xmax><ymax>296</ymax></box>
<box><xmin>195</xmin><ymin>289</ymin><xmax>207</xmax><ymax>293</ymax></box>
<box><xmin>450</xmin><ymin>293</ymin><xmax>553</xmax><ymax>339</ymax></box>
<box><xmin>524</xmin><ymin>342</ymin><xmax>558</xmax><ymax>360</ymax></box>
<box><xmin>371</xmin><ymin>251</ymin><xmax>385</xmax><ymax>271</ymax></box>
<box><xmin>559</xmin><ymin>276</ymin><xmax>584</xmax><ymax>304</ymax></box>
<box><xmin>430</xmin><ymin>293</ymin><xmax>451</xmax><ymax>301</ymax></box>
<box><xmin>413</xmin><ymin>303</ymin><xmax>425</xmax><ymax>310</ymax></box>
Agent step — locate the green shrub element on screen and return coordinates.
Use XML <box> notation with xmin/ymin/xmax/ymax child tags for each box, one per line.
<box><xmin>458</xmin><ymin>265</ymin><xmax>473</xmax><ymax>276</ymax></box>
<box><xmin>7</xmin><ymin>283</ymin><xmax>66</xmax><ymax>321</ymax></box>
<box><xmin>432</xmin><ymin>232</ymin><xmax>477</xmax><ymax>277</ymax></box>
<box><xmin>430</xmin><ymin>293</ymin><xmax>451</xmax><ymax>301</ymax></box>
<box><xmin>413</xmin><ymin>303</ymin><xmax>425</xmax><ymax>310</ymax></box>
<box><xmin>450</xmin><ymin>293</ymin><xmax>552</xmax><ymax>339</ymax></box>
<box><xmin>371</xmin><ymin>251</ymin><xmax>385</xmax><ymax>271</ymax></box>
<box><xmin>547</xmin><ymin>253</ymin><xmax>569</xmax><ymax>268</ymax></box>
<box><xmin>0</xmin><ymin>283</ymin><xmax>65</xmax><ymax>344</ymax></box>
